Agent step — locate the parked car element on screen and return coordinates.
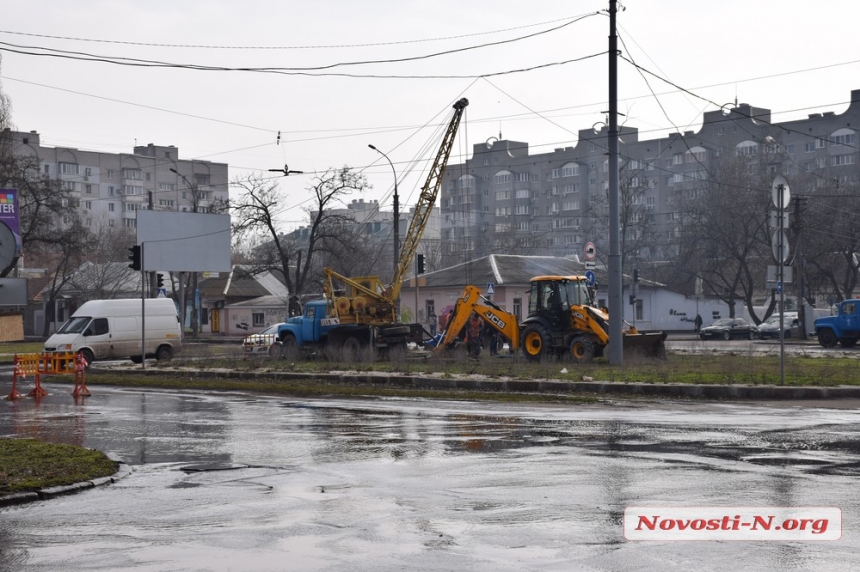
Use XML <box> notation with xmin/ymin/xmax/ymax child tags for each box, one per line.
<box><xmin>242</xmin><ymin>323</ymin><xmax>284</xmax><ymax>356</ymax></box>
<box><xmin>699</xmin><ymin>318</ymin><xmax>757</xmax><ymax>341</ymax></box>
<box><xmin>757</xmin><ymin>313</ymin><xmax>800</xmax><ymax>340</ymax></box>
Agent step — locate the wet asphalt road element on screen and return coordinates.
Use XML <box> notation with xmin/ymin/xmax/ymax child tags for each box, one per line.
<box><xmin>2</xmin><ymin>384</ymin><xmax>860</xmax><ymax>571</ymax></box>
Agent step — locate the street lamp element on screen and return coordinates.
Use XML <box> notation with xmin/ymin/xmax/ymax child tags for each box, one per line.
<box><xmin>169</xmin><ymin>168</ymin><xmax>200</xmax><ymax>337</ymax></box>
<box><xmin>368</xmin><ymin>144</ymin><xmax>400</xmax><ymax>320</ymax></box>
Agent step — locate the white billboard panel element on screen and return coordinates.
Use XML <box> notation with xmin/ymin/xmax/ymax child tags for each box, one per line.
<box><xmin>137</xmin><ymin>211</ymin><xmax>231</xmax><ymax>272</ymax></box>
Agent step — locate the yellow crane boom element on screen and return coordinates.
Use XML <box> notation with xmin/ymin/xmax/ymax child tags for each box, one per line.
<box><xmin>323</xmin><ymin>97</ymin><xmax>469</xmax><ymax>326</ymax></box>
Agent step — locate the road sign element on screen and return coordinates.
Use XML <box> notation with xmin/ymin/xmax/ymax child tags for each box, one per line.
<box><xmin>771</xmin><ymin>229</ymin><xmax>790</xmax><ymax>263</ymax></box>
<box><xmin>585</xmin><ymin>270</ymin><xmax>596</xmax><ymax>286</ymax></box>
<box><xmin>585</xmin><ymin>261</ymin><xmax>596</xmax><ymax>270</ymax></box>
<box><xmin>584</xmin><ymin>242</ymin><xmax>596</xmax><ymax>261</ymax></box>
<box><xmin>772</xmin><ymin>175</ymin><xmax>791</xmax><ymax>209</ymax></box>
<box><xmin>157</xmin><ymin>288</ymin><xmax>167</xmax><ymax>298</ymax></box>
<box><xmin>486</xmin><ymin>283</ymin><xmax>495</xmax><ymax>295</ymax></box>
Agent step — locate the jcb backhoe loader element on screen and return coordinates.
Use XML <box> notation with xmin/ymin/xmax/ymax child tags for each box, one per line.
<box><xmin>434</xmin><ymin>276</ymin><xmax>666</xmax><ymax>363</ymax></box>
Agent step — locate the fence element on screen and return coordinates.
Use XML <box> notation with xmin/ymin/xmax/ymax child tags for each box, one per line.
<box><xmin>5</xmin><ymin>352</ymin><xmax>90</xmax><ymax>400</ymax></box>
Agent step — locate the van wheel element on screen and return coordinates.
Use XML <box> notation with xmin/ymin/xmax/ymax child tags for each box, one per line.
<box><xmin>156</xmin><ymin>345</ymin><xmax>174</xmax><ymax>361</ymax></box>
<box><xmin>78</xmin><ymin>349</ymin><xmax>94</xmax><ymax>370</ymax></box>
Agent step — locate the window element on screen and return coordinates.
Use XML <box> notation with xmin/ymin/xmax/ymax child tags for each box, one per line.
<box><xmin>494</xmin><ymin>171</ymin><xmax>512</xmax><ymax>184</ymax></box>
<box><xmin>44</xmin><ymin>164</ymin><xmax>50</xmax><ymax>174</ymax></box>
<box><xmin>159</xmin><ymin>199</ymin><xmax>175</xmax><ymax>207</ymax></box>
<box><xmin>562</xmin><ymin>200</ymin><xmax>580</xmax><ymax>211</ymax></box>
<box><xmin>158</xmin><ymin>182</ymin><xmax>176</xmax><ymax>191</ymax></box>
<box><xmin>124</xmin><ymin>219</ymin><xmax>136</xmax><ymax>228</ymax></box>
<box><xmin>560</xmin><ymin>162</ymin><xmax>579</xmax><ymax>177</ymax></box>
<box><xmin>515</xmin><ymin>189</ymin><xmax>531</xmax><ymax>199</ymax></box>
<box><xmin>122</xmin><ymin>168</ymin><xmax>141</xmax><ymax>180</ymax></box>
<box><xmin>253</xmin><ymin>313</ymin><xmax>265</xmax><ymax>327</ymax></box>
<box><xmin>107</xmin><ymin>169</ymin><xmax>114</xmax><ymax>179</ymax></box>
<box><xmin>816</xmin><ymin>138</ymin><xmax>827</xmax><ymax>149</ymax></box>
<box><xmin>85</xmin><ymin>184</ymin><xmax>92</xmax><ymax>194</ymax></box>
<box><xmin>562</xmin><ymin>184</ymin><xmax>578</xmax><ymax>195</ymax></box>
<box><xmin>84</xmin><ymin>201</ymin><xmax>92</xmax><ymax>210</ymax></box>
<box><xmin>516</xmin><ymin>172</ymin><xmax>530</xmax><ymax>182</ymax></box>
<box><xmin>108</xmin><ymin>203</ymin><xmax>115</xmax><ymax>212</ymax></box>
<box><xmin>495</xmin><ymin>190</ymin><xmax>511</xmax><ymax>200</ymax></box>
<box><xmin>63</xmin><ymin>181</ymin><xmax>76</xmax><ymax>191</ymax></box>
<box><xmin>108</xmin><ymin>219</ymin><xmax>115</xmax><ymax>227</ymax></box>
<box><xmin>685</xmin><ymin>146</ymin><xmax>706</xmax><ymax>163</ymax></box>
<box><xmin>831</xmin><ymin>154</ymin><xmax>855</xmax><ymax>166</ymax></box>
<box><xmin>145</xmin><ymin>173</ymin><xmax>151</xmax><ymax>181</ymax></box>
<box><xmin>831</xmin><ymin>129</ymin><xmax>856</xmax><ymax>146</ymax></box>
<box><xmin>194</xmin><ymin>174</ymin><xmax>210</xmax><ymax>186</ymax></box>
<box><xmin>123</xmin><ymin>185</ymin><xmax>143</xmax><ymax>195</ymax></box>
<box><xmin>805</xmin><ymin>142</ymin><xmax>815</xmax><ymax>153</ymax></box>
<box><xmin>736</xmin><ymin>141</ymin><xmax>758</xmax><ymax>156</ymax></box>
<box><xmin>60</xmin><ymin>162</ymin><xmax>79</xmax><ymax>175</ymax></box>
<box><xmin>126</xmin><ymin>203</ymin><xmax>138</xmax><ymax>212</ymax></box>
<box><xmin>495</xmin><ymin>206</ymin><xmax>511</xmax><ymax>216</ymax></box>
<box><xmin>718</xmin><ymin>127</ymin><xmax>725</xmax><ymax>135</ymax></box>
<box><xmin>673</xmin><ymin>154</ymin><xmax>684</xmax><ymax>165</ymax></box>
<box><xmin>85</xmin><ymin>218</ymin><xmax>92</xmax><ymax>227</ymax></box>
<box><xmin>515</xmin><ymin>205</ymin><xmax>530</xmax><ymax>215</ymax></box>
<box><xmin>635</xmin><ymin>299</ymin><xmax>643</xmax><ymax>320</ymax></box>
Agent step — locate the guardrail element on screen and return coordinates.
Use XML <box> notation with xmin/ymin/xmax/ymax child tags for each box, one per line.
<box><xmin>5</xmin><ymin>352</ymin><xmax>89</xmax><ymax>400</ymax></box>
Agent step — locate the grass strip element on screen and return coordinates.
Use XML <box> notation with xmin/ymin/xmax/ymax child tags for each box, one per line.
<box><xmin>0</xmin><ymin>439</ymin><xmax>118</xmax><ymax>495</ymax></box>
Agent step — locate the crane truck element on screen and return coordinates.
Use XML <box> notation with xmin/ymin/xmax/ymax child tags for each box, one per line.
<box><xmin>434</xmin><ymin>276</ymin><xmax>667</xmax><ymax>363</ymax></box>
<box><xmin>274</xmin><ymin>97</ymin><xmax>469</xmax><ymax>360</ymax></box>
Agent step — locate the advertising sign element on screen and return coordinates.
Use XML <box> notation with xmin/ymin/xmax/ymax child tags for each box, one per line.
<box><xmin>0</xmin><ymin>188</ymin><xmax>23</xmax><ymax>257</ymax></box>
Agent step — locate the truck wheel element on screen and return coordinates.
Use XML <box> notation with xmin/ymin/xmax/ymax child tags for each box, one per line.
<box><xmin>155</xmin><ymin>345</ymin><xmax>174</xmax><ymax>361</ymax></box>
<box><xmin>342</xmin><ymin>337</ymin><xmax>365</xmax><ymax>363</ymax></box>
<box><xmin>280</xmin><ymin>335</ymin><xmax>298</xmax><ymax>360</ymax></box>
<box><xmin>840</xmin><ymin>338</ymin><xmax>858</xmax><ymax>348</ymax></box>
<box><xmin>268</xmin><ymin>342</ymin><xmax>282</xmax><ymax>358</ymax></box>
<box><xmin>130</xmin><ymin>355</ymin><xmax>143</xmax><ymax>364</ymax></box>
<box><xmin>522</xmin><ymin>324</ymin><xmax>551</xmax><ymax>362</ymax></box>
<box><xmin>817</xmin><ymin>329</ymin><xmax>837</xmax><ymax>348</ymax></box>
<box><xmin>78</xmin><ymin>349</ymin><xmax>94</xmax><ymax>370</ymax></box>
<box><xmin>569</xmin><ymin>335</ymin><xmax>595</xmax><ymax>364</ymax></box>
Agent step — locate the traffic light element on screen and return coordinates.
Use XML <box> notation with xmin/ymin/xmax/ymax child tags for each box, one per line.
<box><xmin>633</xmin><ymin>268</ymin><xmax>640</xmax><ymax>282</ymax></box>
<box><xmin>128</xmin><ymin>245</ymin><xmax>141</xmax><ymax>271</ymax></box>
<box><xmin>630</xmin><ymin>294</ymin><xmax>636</xmax><ymax>305</ymax></box>
<box><xmin>156</xmin><ymin>273</ymin><xmax>164</xmax><ymax>289</ymax></box>
<box><xmin>416</xmin><ymin>253</ymin><xmax>425</xmax><ymax>274</ymax></box>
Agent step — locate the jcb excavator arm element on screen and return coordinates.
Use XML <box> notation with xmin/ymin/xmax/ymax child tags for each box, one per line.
<box><xmin>434</xmin><ymin>285</ymin><xmax>521</xmax><ymax>353</ymax></box>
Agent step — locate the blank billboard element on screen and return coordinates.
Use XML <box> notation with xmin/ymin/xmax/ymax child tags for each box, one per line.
<box><xmin>137</xmin><ymin>211</ymin><xmax>231</xmax><ymax>272</ymax></box>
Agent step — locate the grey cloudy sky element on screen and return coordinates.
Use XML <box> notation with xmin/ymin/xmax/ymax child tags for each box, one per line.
<box><xmin>2</xmin><ymin>0</ymin><xmax>859</xmax><ymax>228</ymax></box>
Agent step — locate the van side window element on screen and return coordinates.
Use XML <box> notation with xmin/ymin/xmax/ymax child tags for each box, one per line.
<box><xmin>91</xmin><ymin>318</ymin><xmax>109</xmax><ymax>336</ymax></box>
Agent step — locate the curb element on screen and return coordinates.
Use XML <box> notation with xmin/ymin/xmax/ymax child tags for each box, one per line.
<box><xmin>0</xmin><ymin>455</ymin><xmax>131</xmax><ymax>509</ymax></box>
<box><xmin>109</xmin><ymin>367</ymin><xmax>860</xmax><ymax>401</ymax></box>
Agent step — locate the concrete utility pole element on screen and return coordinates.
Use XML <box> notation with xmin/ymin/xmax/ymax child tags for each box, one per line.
<box><xmin>607</xmin><ymin>0</ymin><xmax>623</xmax><ymax>365</ymax></box>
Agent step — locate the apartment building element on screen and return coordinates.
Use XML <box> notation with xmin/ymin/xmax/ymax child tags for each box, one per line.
<box><xmin>2</xmin><ymin>128</ymin><xmax>228</xmax><ymax>229</ymax></box>
<box><xmin>440</xmin><ymin>88</ymin><xmax>860</xmax><ymax>267</ymax></box>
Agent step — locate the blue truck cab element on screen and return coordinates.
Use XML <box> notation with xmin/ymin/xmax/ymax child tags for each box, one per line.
<box><xmin>814</xmin><ymin>299</ymin><xmax>860</xmax><ymax>348</ymax></box>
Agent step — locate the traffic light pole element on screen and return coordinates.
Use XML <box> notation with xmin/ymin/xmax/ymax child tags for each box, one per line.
<box><xmin>140</xmin><ymin>241</ymin><xmax>147</xmax><ymax>370</ymax></box>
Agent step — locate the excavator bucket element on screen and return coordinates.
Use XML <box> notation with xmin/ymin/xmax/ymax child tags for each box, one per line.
<box><xmin>621</xmin><ymin>330</ymin><xmax>668</xmax><ymax>359</ymax></box>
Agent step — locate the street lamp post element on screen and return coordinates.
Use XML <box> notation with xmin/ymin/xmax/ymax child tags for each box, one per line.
<box><xmin>169</xmin><ymin>167</ymin><xmax>200</xmax><ymax>337</ymax></box>
<box><xmin>368</xmin><ymin>144</ymin><xmax>400</xmax><ymax>321</ymax></box>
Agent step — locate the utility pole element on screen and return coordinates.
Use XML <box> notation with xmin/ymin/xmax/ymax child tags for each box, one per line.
<box><xmin>795</xmin><ymin>196</ymin><xmax>808</xmax><ymax>339</ymax></box>
<box><xmin>368</xmin><ymin>144</ymin><xmax>400</xmax><ymax>321</ymax></box>
<box><xmin>607</xmin><ymin>0</ymin><xmax>623</xmax><ymax>365</ymax></box>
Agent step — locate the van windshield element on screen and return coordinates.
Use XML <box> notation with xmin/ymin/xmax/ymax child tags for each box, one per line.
<box><xmin>57</xmin><ymin>316</ymin><xmax>91</xmax><ymax>334</ymax></box>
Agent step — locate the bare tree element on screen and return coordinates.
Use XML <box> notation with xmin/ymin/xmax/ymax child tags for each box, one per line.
<box><xmin>230</xmin><ymin>168</ymin><xmax>373</xmax><ymax>298</ymax></box>
<box><xmin>798</xmin><ymin>168</ymin><xmax>860</xmax><ymax>302</ymax></box>
<box><xmin>674</xmin><ymin>154</ymin><xmax>772</xmax><ymax>321</ymax></box>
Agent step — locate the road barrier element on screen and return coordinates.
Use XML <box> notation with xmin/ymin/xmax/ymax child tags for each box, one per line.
<box><xmin>5</xmin><ymin>352</ymin><xmax>90</xmax><ymax>400</ymax></box>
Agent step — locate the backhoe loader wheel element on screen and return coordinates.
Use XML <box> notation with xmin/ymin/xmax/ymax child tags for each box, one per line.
<box><xmin>569</xmin><ymin>335</ymin><xmax>595</xmax><ymax>364</ymax></box>
<box><xmin>522</xmin><ymin>324</ymin><xmax>551</xmax><ymax>362</ymax></box>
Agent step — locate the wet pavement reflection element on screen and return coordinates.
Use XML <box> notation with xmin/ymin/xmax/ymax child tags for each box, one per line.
<box><xmin>2</xmin><ymin>384</ymin><xmax>860</xmax><ymax>571</ymax></box>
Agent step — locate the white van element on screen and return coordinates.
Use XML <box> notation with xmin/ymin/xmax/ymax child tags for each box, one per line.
<box><xmin>45</xmin><ymin>298</ymin><xmax>182</xmax><ymax>365</ymax></box>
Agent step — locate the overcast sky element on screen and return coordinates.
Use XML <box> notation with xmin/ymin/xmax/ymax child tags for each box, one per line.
<box><xmin>2</xmin><ymin>0</ymin><xmax>859</xmax><ymax>229</ymax></box>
